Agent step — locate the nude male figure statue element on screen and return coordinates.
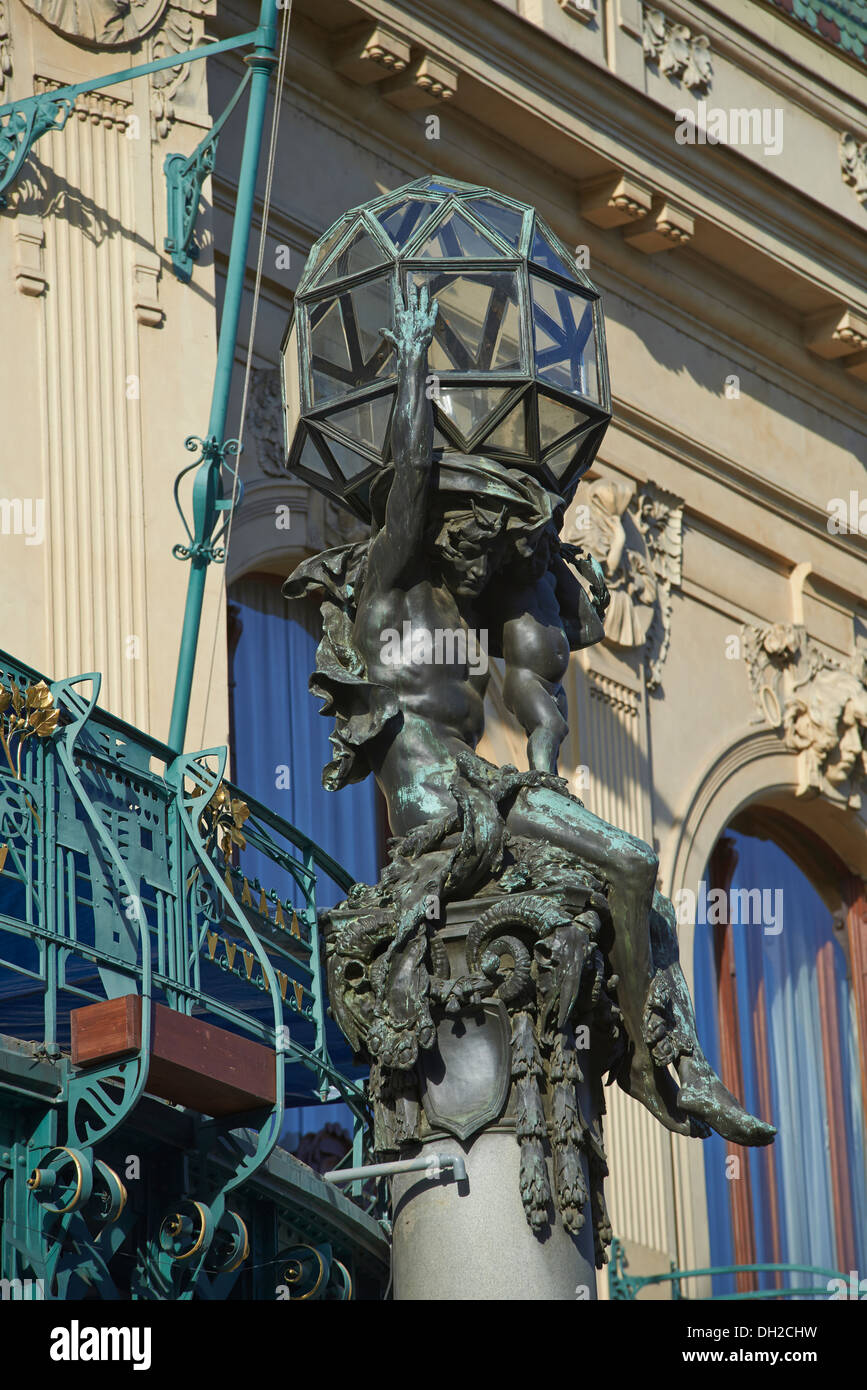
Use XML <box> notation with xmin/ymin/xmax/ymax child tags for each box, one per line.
<box><xmin>287</xmin><ymin>278</ymin><xmax>774</xmax><ymax>1148</ymax></box>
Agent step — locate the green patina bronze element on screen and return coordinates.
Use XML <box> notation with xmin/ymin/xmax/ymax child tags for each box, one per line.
<box><xmin>283</xmin><ymin>184</ymin><xmax>776</xmax><ymax>1261</ymax></box>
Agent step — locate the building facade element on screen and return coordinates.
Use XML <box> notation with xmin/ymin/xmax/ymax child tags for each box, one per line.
<box><xmin>2</xmin><ymin>0</ymin><xmax>866</xmax><ymax>1296</ymax></box>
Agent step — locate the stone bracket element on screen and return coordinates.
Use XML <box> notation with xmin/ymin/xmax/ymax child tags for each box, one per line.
<box><xmin>332</xmin><ymin>22</ymin><xmax>411</xmax><ymax>84</ymax></box>
<box><xmin>803</xmin><ymin>305</ymin><xmax>867</xmax><ymax>360</ymax></box>
<box><xmin>13</xmin><ymin>214</ymin><xmax>47</xmax><ymax>296</ymax></box>
<box><xmin>381</xmin><ymin>54</ymin><xmax>458</xmax><ymax>109</ymax></box>
<box><xmin>133</xmin><ymin>252</ymin><xmax>165</xmax><ymax>328</ymax></box>
<box><xmin>622</xmin><ymin>194</ymin><xmax>694</xmax><ymax>252</ymax></box>
<box><xmin>580</xmin><ymin>171</ymin><xmax>653</xmax><ymax>228</ymax></box>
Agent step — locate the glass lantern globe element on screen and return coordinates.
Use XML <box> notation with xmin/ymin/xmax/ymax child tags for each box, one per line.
<box><xmin>280</xmin><ymin>176</ymin><xmax>611</xmax><ymax>523</ymax></box>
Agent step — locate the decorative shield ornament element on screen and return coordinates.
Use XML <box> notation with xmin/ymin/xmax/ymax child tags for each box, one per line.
<box><xmin>418</xmin><ymin>999</ymin><xmax>511</xmax><ymax>1141</ymax></box>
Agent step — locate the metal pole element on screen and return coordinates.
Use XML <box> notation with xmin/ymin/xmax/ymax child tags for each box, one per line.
<box><xmin>167</xmin><ymin>0</ymin><xmax>280</xmax><ymax>753</ymax></box>
<box><xmin>324</xmin><ymin>1154</ymin><xmax>468</xmax><ymax>1185</ymax></box>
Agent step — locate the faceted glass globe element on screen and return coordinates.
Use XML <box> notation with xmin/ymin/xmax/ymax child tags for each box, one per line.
<box><xmin>280</xmin><ymin>176</ymin><xmax>611</xmax><ymax>522</ymax></box>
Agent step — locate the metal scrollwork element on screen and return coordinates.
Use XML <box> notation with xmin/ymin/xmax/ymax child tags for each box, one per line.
<box><xmin>172</xmin><ymin>436</ymin><xmax>243</xmax><ymax>564</ymax></box>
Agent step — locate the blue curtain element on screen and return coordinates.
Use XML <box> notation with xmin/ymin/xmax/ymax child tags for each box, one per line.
<box><xmin>694</xmin><ymin>829</ymin><xmax>867</xmax><ymax>1295</ymax></box>
<box><xmin>229</xmin><ymin>574</ymin><xmax>382</xmax><ymax>1139</ymax></box>
<box><xmin>228</xmin><ymin>574</ymin><xmax>381</xmax><ymax>905</ymax></box>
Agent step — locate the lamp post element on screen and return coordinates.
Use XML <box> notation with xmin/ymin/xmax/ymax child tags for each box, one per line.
<box><xmin>167</xmin><ymin>0</ymin><xmax>280</xmax><ymax>753</ymax></box>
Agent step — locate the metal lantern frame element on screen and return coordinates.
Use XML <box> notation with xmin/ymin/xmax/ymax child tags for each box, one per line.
<box><xmin>281</xmin><ymin>176</ymin><xmax>612</xmax><ymax>523</ymax></box>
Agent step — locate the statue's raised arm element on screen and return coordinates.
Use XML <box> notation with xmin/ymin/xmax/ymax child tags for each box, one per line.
<box><xmin>364</xmin><ymin>278</ymin><xmax>439</xmax><ymax>596</ymax></box>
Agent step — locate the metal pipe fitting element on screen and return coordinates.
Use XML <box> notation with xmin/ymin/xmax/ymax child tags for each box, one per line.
<box><xmin>323</xmin><ymin>1152</ymin><xmax>467</xmax><ymax>1185</ymax></box>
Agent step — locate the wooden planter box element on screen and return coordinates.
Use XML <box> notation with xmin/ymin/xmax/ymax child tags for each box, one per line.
<box><xmin>70</xmin><ymin>995</ymin><xmax>276</xmax><ymax>1117</ymax></box>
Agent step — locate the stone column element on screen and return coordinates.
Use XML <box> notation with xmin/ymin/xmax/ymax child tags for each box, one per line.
<box><xmin>389</xmin><ymin>899</ymin><xmax>606</xmax><ymax>1301</ymax></box>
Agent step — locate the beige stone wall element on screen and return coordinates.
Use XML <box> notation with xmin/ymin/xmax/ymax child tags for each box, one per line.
<box><xmin>0</xmin><ymin>0</ymin><xmax>227</xmax><ymax>750</ymax></box>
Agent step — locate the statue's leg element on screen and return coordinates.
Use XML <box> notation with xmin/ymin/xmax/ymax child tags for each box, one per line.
<box><xmin>647</xmin><ymin>897</ymin><xmax>775</xmax><ymax>1145</ymax></box>
<box><xmin>502</xmin><ymin>666</ymin><xmax>568</xmax><ymax>776</ymax></box>
<box><xmin>505</xmin><ymin>782</ymin><xmax>693</xmax><ymax>1136</ymax></box>
<box><xmin>505</xmin><ymin>785</ymin><xmax>776</xmax><ymax>1146</ymax></box>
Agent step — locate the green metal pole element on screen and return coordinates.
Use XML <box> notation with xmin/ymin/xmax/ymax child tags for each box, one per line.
<box><xmin>168</xmin><ymin>0</ymin><xmax>280</xmax><ymax>753</ymax></box>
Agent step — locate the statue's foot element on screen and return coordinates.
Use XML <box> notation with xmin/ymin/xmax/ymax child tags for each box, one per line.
<box><xmin>619</xmin><ymin>1047</ymin><xmax>711</xmax><ymax>1139</ymax></box>
<box><xmin>676</xmin><ymin>1056</ymin><xmax>776</xmax><ymax>1147</ymax></box>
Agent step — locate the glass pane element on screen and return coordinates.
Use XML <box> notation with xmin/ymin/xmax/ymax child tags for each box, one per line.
<box><xmin>530</xmin><ymin>222</ymin><xmax>578</xmax><ymax>281</ymax></box>
<box><xmin>307</xmin><ymin>218</ymin><xmax>350</xmax><ymax>276</ymax></box>
<box><xmin>544</xmin><ymin>425</ymin><xmax>594</xmax><ymax>483</ymax></box>
<box><xmin>411</xmin><ymin>270</ymin><xmax>522</xmax><ymax>372</ymax></box>
<box><xmin>295</xmin><ymin>430</ymin><xmax>332</xmax><ymax>479</ymax></box>
<box><xmin>530</xmin><ymin>276</ymin><xmax>599</xmax><ymax>399</ymax></box>
<box><xmin>325</xmin><ymin>394</ymin><xmax>393</xmax><ymax>455</ymax></box>
<box><xmin>432</xmin><ymin>426</ymin><xmax>451</xmax><ymax>450</ymax></box>
<box><xmin>282</xmin><ymin>318</ymin><xmax>301</xmax><ymax>449</ymax></box>
<box><xmin>415</xmin><ymin>176</ymin><xmax>465</xmax><ymax>194</ymax></box>
<box><xmin>537</xmin><ymin>392</ymin><xmax>591</xmax><ymax>450</ymax></box>
<box><xmin>484</xmin><ymin>396</ymin><xmax>527</xmax><ymax>452</ymax></box>
<box><xmin>417</xmin><ymin>210</ymin><xmax>504</xmax><ymax>259</ymax></box>
<box><xmin>437</xmin><ymin>387</ymin><xmax>512</xmax><ymax>447</ymax></box>
<box><xmin>314</xmin><ymin>225</ymin><xmax>387</xmax><ymax>284</ymax></box>
<box><xmin>308</xmin><ymin>276</ymin><xmax>395</xmax><ymax>404</ymax></box>
<box><xmin>323</xmin><ymin>433</ymin><xmax>377</xmax><ymax>481</ymax></box>
<box><xmin>465</xmin><ymin>197</ymin><xmax>524</xmax><ymax>250</ymax></box>
<box><xmin>376</xmin><ymin>198</ymin><xmax>439</xmax><ymax>248</ymax></box>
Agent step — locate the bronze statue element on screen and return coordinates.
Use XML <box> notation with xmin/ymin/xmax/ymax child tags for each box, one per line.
<box><xmin>286</xmin><ymin>279</ymin><xmax>773</xmax><ymax>1255</ymax></box>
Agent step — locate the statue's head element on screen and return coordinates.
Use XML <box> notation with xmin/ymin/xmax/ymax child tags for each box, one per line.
<box><xmin>370</xmin><ymin>450</ymin><xmax>558</xmax><ymax>598</ymax></box>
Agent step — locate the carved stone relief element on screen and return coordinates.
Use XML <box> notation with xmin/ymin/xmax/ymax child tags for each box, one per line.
<box><xmin>21</xmin><ymin>0</ymin><xmax>170</xmax><ymax>46</ymax></box>
<box><xmin>840</xmin><ymin>131</ymin><xmax>867</xmax><ymax>208</ymax></box>
<box><xmin>0</xmin><ymin>0</ymin><xmax>12</xmax><ymax>97</ymax></box>
<box><xmin>743</xmin><ymin>623</ymin><xmax>867</xmax><ymax>809</ymax></box>
<box><xmin>149</xmin><ymin>1</ymin><xmax>212</xmax><ymax>138</ymax></box>
<box><xmin>564</xmin><ymin>477</ymin><xmax>683</xmax><ymax>690</ymax></box>
<box><xmin>245</xmin><ymin>366</ymin><xmax>368</xmax><ymax>553</ymax></box>
<box><xmin>643</xmin><ymin>7</ymin><xmax>712</xmax><ymax>92</ymax></box>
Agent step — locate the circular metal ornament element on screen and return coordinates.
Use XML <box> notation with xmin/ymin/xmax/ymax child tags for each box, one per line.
<box><xmin>281</xmin><ymin>1244</ymin><xmax>326</xmax><ymax>1300</ymax></box>
<box><xmin>27</xmin><ymin>1146</ymin><xmax>93</xmax><ymax>1214</ymax></box>
<box><xmin>206</xmin><ymin>1210</ymin><xmax>250</xmax><ymax>1274</ymax></box>
<box><xmin>158</xmin><ymin>1199</ymin><xmax>215</xmax><ymax>1262</ymax></box>
<box><xmin>91</xmin><ymin>1160</ymin><xmax>128</xmax><ymax>1224</ymax></box>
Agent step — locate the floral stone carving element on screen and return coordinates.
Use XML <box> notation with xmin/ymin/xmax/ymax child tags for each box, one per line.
<box><xmin>564</xmin><ymin>476</ymin><xmax>683</xmax><ymax>690</ymax></box>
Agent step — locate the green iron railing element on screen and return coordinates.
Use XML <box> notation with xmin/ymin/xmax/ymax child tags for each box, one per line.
<box><xmin>608</xmin><ymin>1237</ymin><xmax>845</xmax><ymax>1301</ymax></box>
<box><xmin>0</xmin><ymin>646</ymin><xmax>373</xmax><ymax>1294</ymax></box>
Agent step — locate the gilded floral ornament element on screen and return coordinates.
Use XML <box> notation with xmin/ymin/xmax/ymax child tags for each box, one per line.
<box><xmin>191</xmin><ymin>779</ymin><xmax>250</xmax><ymax>860</ymax></box>
<box><xmin>0</xmin><ymin>679</ymin><xmax>61</xmax><ymax>777</ymax></box>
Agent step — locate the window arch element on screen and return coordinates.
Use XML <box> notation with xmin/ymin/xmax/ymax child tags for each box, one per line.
<box><xmin>693</xmin><ymin>808</ymin><xmax>867</xmax><ymax>1294</ymax></box>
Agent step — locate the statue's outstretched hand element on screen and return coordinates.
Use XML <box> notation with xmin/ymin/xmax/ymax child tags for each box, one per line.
<box><xmin>381</xmin><ymin>275</ymin><xmax>439</xmax><ymax>364</ymax></box>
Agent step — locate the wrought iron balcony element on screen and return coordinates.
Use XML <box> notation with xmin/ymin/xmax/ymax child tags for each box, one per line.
<box><xmin>0</xmin><ymin>647</ymin><xmax>384</xmax><ymax>1299</ymax></box>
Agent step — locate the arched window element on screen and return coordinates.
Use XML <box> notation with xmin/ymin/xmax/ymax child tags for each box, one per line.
<box><xmin>693</xmin><ymin>810</ymin><xmax>867</xmax><ymax>1295</ymax></box>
